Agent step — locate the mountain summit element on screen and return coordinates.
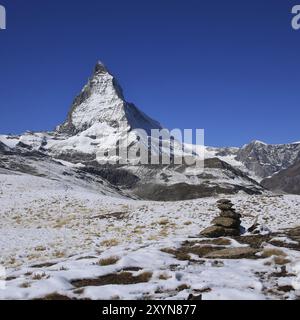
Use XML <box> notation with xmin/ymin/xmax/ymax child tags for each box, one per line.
<box><xmin>57</xmin><ymin>61</ymin><xmax>162</xmax><ymax>136</ymax></box>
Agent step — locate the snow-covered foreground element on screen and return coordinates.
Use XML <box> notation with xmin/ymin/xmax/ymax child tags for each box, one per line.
<box><xmin>1</xmin><ymin>171</ymin><xmax>300</xmax><ymax>300</ymax></box>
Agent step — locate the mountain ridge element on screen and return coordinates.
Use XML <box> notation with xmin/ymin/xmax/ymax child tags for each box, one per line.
<box><xmin>0</xmin><ymin>61</ymin><xmax>299</xmax><ymax>199</ymax></box>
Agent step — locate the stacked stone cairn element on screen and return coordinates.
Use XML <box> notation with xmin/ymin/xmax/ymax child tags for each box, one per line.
<box><xmin>200</xmin><ymin>199</ymin><xmax>242</xmax><ymax>237</ymax></box>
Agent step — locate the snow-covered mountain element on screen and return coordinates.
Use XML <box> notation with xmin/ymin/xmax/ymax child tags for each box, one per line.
<box><xmin>0</xmin><ymin>61</ymin><xmax>299</xmax><ymax>198</ymax></box>
<box><xmin>236</xmin><ymin>140</ymin><xmax>300</xmax><ymax>179</ymax></box>
<box><xmin>57</xmin><ymin>61</ymin><xmax>162</xmax><ymax>136</ymax></box>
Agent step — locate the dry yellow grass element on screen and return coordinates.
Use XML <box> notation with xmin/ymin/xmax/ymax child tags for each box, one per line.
<box><xmin>53</xmin><ymin>218</ymin><xmax>71</xmax><ymax>229</ymax></box>
<box><xmin>158</xmin><ymin>218</ymin><xmax>169</xmax><ymax>226</ymax></box>
<box><xmin>147</xmin><ymin>235</ymin><xmax>158</xmax><ymax>241</ymax></box>
<box><xmin>32</xmin><ymin>272</ymin><xmax>49</xmax><ymax>280</ymax></box>
<box><xmin>159</xmin><ymin>273</ymin><xmax>172</xmax><ymax>280</ymax></box>
<box><xmin>98</xmin><ymin>256</ymin><xmax>119</xmax><ymax>266</ymax></box>
<box><xmin>176</xmin><ymin>284</ymin><xmax>190</xmax><ymax>291</ymax></box>
<box><xmin>159</xmin><ymin>230</ymin><xmax>169</xmax><ymax>237</ymax></box>
<box><xmin>133</xmin><ymin>228</ymin><xmax>144</xmax><ymax>235</ymax></box>
<box><xmin>53</xmin><ymin>250</ymin><xmax>66</xmax><ymax>258</ymax></box>
<box><xmin>261</xmin><ymin>248</ymin><xmax>287</xmax><ymax>258</ymax></box>
<box><xmin>273</xmin><ymin>256</ymin><xmax>291</xmax><ymax>265</ymax></box>
<box><xmin>100</xmin><ymin>239</ymin><xmax>119</xmax><ymax>247</ymax></box>
<box><xmin>34</xmin><ymin>246</ymin><xmax>47</xmax><ymax>252</ymax></box>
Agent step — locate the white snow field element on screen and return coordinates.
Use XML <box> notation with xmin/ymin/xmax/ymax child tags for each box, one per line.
<box><xmin>1</xmin><ymin>169</ymin><xmax>300</xmax><ymax>300</ymax></box>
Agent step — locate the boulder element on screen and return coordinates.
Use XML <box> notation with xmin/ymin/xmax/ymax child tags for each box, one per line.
<box><xmin>212</xmin><ymin>217</ymin><xmax>240</xmax><ymax>228</ymax></box>
<box><xmin>187</xmin><ymin>294</ymin><xmax>202</xmax><ymax>300</ymax></box>
<box><xmin>217</xmin><ymin>203</ymin><xmax>234</xmax><ymax>211</ymax></box>
<box><xmin>217</xmin><ymin>199</ymin><xmax>232</xmax><ymax>204</ymax></box>
<box><xmin>200</xmin><ymin>226</ymin><xmax>240</xmax><ymax>238</ymax></box>
<box><xmin>219</xmin><ymin>210</ymin><xmax>241</xmax><ymax>219</ymax></box>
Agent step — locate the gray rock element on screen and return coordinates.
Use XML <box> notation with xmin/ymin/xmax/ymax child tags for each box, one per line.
<box><xmin>261</xmin><ymin>159</ymin><xmax>300</xmax><ymax>195</ymax></box>
<box><xmin>187</xmin><ymin>294</ymin><xmax>202</xmax><ymax>300</ymax></box>
<box><xmin>219</xmin><ymin>210</ymin><xmax>241</xmax><ymax>219</ymax></box>
<box><xmin>217</xmin><ymin>203</ymin><xmax>234</xmax><ymax>211</ymax></box>
<box><xmin>217</xmin><ymin>199</ymin><xmax>232</xmax><ymax>204</ymax></box>
<box><xmin>200</xmin><ymin>226</ymin><xmax>240</xmax><ymax>238</ymax></box>
<box><xmin>212</xmin><ymin>217</ymin><xmax>240</xmax><ymax>228</ymax></box>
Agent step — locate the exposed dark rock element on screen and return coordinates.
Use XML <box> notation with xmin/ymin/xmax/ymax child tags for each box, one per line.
<box><xmin>219</xmin><ymin>210</ymin><xmax>241</xmax><ymax>219</ymax></box>
<box><xmin>217</xmin><ymin>203</ymin><xmax>234</xmax><ymax>211</ymax></box>
<box><xmin>187</xmin><ymin>294</ymin><xmax>202</xmax><ymax>300</ymax></box>
<box><xmin>52</xmin><ymin>151</ymin><xmax>96</xmax><ymax>163</ymax></box>
<box><xmin>261</xmin><ymin>159</ymin><xmax>300</xmax><ymax>195</ymax></box>
<box><xmin>71</xmin><ymin>271</ymin><xmax>153</xmax><ymax>288</ymax></box>
<box><xmin>134</xmin><ymin>180</ymin><xmax>262</xmax><ymax>201</ymax></box>
<box><xmin>212</xmin><ymin>217</ymin><xmax>240</xmax><ymax>228</ymax></box>
<box><xmin>200</xmin><ymin>225</ymin><xmax>240</xmax><ymax>237</ymax></box>
<box><xmin>0</xmin><ymin>141</ymin><xmax>11</xmax><ymax>154</ymax></box>
<box><xmin>217</xmin><ymin>199</ymin><xmax>232</xmax><ymax>204</ymax></box>
<box><xmin>204</xmin><ymin>247</ymin><xmax>259</xmax><ymax>259</ymax></box>
<box><xmin>232</xmin><ymin>234</ymin><xmax>271</xmax><ymax>248</ymax></box>
<box><xmin>248</xmin><ymin>217</ymin><xmax>261</xmax><ymax>234</ymax></box>
<box><xmin>200</xmin><ymin>200</ymin><xmax>243</xmax><ymax>238</ymax></box>
<box><xmin>82</xmin><ymin>165</ymin><xmax>140</xmax><ymax>188</ymax></box>
<box><xmin>36</xmin><ymin>294</ymin><xmax>75</xmax><ymax>300</ymax></box>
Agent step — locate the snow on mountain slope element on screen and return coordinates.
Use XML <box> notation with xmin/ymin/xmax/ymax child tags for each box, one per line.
<box><xmin>0</xmin><ymin>135</ymin><xmax>19</xmax><ymax>149</ymax></box>
<box><xmin>0</xmin><ymin>151</ymin><xmax>130</xmax><ymax>199</ymax></box>
<box><xmin>123</xmin><ymin>158</ymin><xmax>263</xmax><ymax>201</ymax></box>
<box><xmin>57</xmin><ymin>61</ymin><xmax>162</xmax><ymax>136</ymax></box>
<box><xmin>236</xmin><ymin>140</ymin><xmax>300</xmax><ymax>180</ymax></box>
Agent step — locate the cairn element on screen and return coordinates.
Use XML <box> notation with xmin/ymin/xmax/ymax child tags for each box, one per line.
<box><xmin>200</xmin><ymin>199</ymin><xmax>242</xmax><ymax>238</ymax></box>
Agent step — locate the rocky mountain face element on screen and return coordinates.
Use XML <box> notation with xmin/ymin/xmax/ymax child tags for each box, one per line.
<box><xmin>0</xmin><ymin>62</ymin><xmax>299</xmax><ymax>199</ymax></box>
<box><xmin>261</xmin><ymin>159</ymin><xmax>300</xmax><ymax>195</ymax></box>
<box><xmin>57</xmin><ymin>62</ymin><xmax>162</xmax><ymax>136</ymax></box>
<box><xmin>235</xmin><ymin>140</ymin><xmax>300</xmax><ymax>179</ymax></box>
<box><xmin>0</xmin><ymin>141</ymin><xmax>11</xmax><ymax>153</ymax></box>
<box><xmin>128</xmin><ymin>158</ymin><xmax>263</xmax><ymax>201</ymax></box>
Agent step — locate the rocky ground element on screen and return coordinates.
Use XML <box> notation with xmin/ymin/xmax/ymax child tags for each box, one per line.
<box><xmin>1</xmin><ymin>170</ymin><xmax>300</xmax><ymax>300</ymax></box>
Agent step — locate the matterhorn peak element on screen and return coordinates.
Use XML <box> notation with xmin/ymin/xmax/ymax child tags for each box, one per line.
<box><xmin>94</xmin><ymin>60</ymin><xmax>109</xmax><ymax>74</ymax></box>
<box><xmin>56</xmin><ymin>61</ymin><xmax>161</xmax><ymax>136</ymax></box>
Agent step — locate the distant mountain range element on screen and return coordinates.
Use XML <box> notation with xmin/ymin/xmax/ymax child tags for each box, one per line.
<box><xmin>1</xmin><ymin>62</ymin><xmax>299</xmax><ymax>200</ymax></box>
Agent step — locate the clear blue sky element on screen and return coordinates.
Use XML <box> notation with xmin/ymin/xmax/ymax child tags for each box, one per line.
<box><xmin>0</xmin><ymin>0</ymin><xmax>299</xmax><ymax>147</ymax></box>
